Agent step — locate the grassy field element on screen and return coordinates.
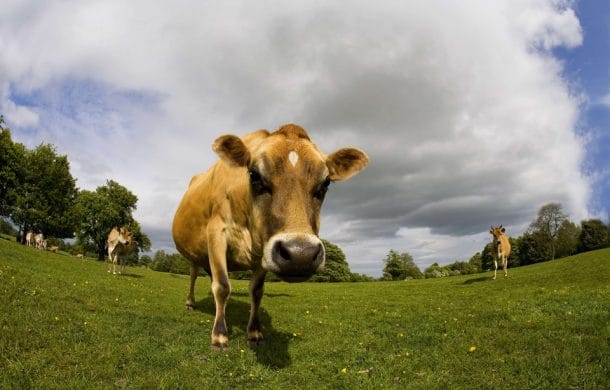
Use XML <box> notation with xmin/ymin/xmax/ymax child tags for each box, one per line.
<box><xmin>1</xmin><ymin>237</ymin><xmax>608</xmax><ymax>389</ymax></box>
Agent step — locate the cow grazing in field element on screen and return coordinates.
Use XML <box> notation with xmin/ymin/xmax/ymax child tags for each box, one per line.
<box><xmin>76</xmin><ymin>253</ymin><xmax>84</xmax><ymax>259</ymax></box>
<box><xmin>107</xmin><ymin>227</ymin><xmax>134</xmax><ymax>275</ymax></box>
<box><xmin>50</xmin><ymin>245</ymin><xmax>59</xmax><ymax>253</ymax></box>
<box><xmin>25</xmin><ymin>231</ymin><xmax>34</xmax><ymax>247</ymax></box>
<box><xmin>172</xmin><ymin>124</ymin><xmax>368</xmax><ymax>349</ymax></box>
<box><xmin>34</xmin><ymin>233</ymin><xmax>44</xmax><ymax>250</ymax></box>
<box><xmin>489</xmin><ymin>225</ymin><xmax>511</xmax><ymax>280</ymax></box>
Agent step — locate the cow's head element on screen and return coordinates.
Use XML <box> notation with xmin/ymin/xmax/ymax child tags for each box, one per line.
<box><xmin>118</xmin><ymin>226</ymin><xmax>133</xmax><ymax>247</ymax></box>
<box><xmin>213</xmin><ymin>124</ymin><xmax>368</xmax><ymax>282</ymax></box>
<box><xmin>489</xmin><ymin>225</ymin><xmax>506</xmax><ymax>246</ymax></box>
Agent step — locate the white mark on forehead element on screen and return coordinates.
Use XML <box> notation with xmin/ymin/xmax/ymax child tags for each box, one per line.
<box><xmin>288</xmin><ymin>151</ymin><xmax>299</xmax><ymax>167</ymax></box>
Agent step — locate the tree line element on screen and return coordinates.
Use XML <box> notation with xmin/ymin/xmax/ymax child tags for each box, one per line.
<box><xmin>0</xmin><ymin>116</ymin><xmax>150</xmax><ymax>260</ymax></box>
<box><xmin>3</xmin><ymin>115</ymin><xmax>607</xmax><ymax>281</ymax></box>
<box><xmin>382</xmin><ymin>202</ymin><xmax>610</xmax><ymax>280</ymax></box>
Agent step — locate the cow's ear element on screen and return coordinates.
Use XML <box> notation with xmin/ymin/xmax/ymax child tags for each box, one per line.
<box><xmin>326</xmin><ymin>148</ymin><xmax>368</xmax><ymax>181</ymax></box>
<box><xmin>501</xmin><ymin>227</ymin><xmax>506</xmax><ymax>233</ymax></box>
<box><xmin>213</xmin><ymin>135</ymin><xmax>250</xmax><ymax>167</ymax></box>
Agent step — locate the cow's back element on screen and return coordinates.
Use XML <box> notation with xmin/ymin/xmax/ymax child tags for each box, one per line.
<box><xmin>173</xmin><ymin>162</ymin><xmax>247</xmax><ymax>266</ymax></box>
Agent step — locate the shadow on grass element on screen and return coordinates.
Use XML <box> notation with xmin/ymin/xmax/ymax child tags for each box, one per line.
<box><xmin>194</xmin><ymin>295</ymin><xmax>292</xmax><ymax>369</ymax></box>
<box><xmin>463</xmin><ymin>276</ymin><xmax>490</xmax><ymax>285</ymax></box>
<box><xmin>230</xmin><ymin>290</ymin><xmax>291</xmax><ymax>298</ymax></box>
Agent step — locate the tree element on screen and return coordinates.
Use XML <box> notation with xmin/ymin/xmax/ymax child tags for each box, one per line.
<box><xmin>382</xmin><ymin>250</ymin><xmax>421</xmax><ymax>280</ymax></box>
<box><xmin>555</xmin><ymin>220</ymin><xmax>580</xmax><ymax>258</ymax></box>
<box><xmin>150</xmin><ymin>250</ymin><xmax>190</xmax><ymax>274</ymax></box>
<box><xmin>74</xmin><ymin>180</ymin><xmax>149</xmax><ymax>260</ymax></box>
<box><xmin>519</xmin><ymin>231</ymin><xmax>552</xmax><ymax>265</ymax></box>
<box><xmin>579</xmin><ymin>219</ymin><xmax>609</xmax><ymax>252</ymax></box>
<box><xmin>0</xmin><ymin>117</ymin><xmax>26</xmax><ymax>218</ymax></box>
<box><xmin>310</xmin><ymin>239</ymin><xmax>352</xmax><ymax>282</ymax></box>
<box><xmin>468</xmin><ymin>252</ymin><xmax>483</xmax><ymax>273</ymax></box>
<box><xmin>528</xmin><ymin>203</ymin><xmax>567</xmax><ymax>260</ymax></box>
<box><xmin>11</xmin><ymin>144</ymin><xmax>78</xmax><ymax>241</ymax></box>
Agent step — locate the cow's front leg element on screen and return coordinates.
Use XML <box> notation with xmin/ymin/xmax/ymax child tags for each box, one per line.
<box><xmin>247</xmin><ymin>269</ymin><xmax>266</xmax><ymax>346</ymax></box>
<box><xmin>502</xmin><ymin>256</ymin><xmax>508</xmax><ymax>278</ymax></box>
<box><xmin>492</xmin><ymin>259</ymin><xmax>498</xmax><ymax>280</ymax></box>
<box><xmin>208</xmin><ymin>219</ymin><xmax>231</xmax><ymax>350</ymax></box>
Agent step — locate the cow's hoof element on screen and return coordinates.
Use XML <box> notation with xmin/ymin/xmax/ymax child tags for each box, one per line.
<box><xmin>248</xmin><ymin>337</ymin><xmax>265</xmax><ymax>347</ymax></box>
<box><xmin>185</xmin><ymin>303</ymin><xmax>195</xmax><ymax>311</ymax></box>
<box><xmin>211</xmin><ymin>342</ymin><xmax>229</xmax><ymax>351</ymax></box>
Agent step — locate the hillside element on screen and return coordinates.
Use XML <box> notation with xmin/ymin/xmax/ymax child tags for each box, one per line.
<box><xmin>1</xmin><ymin>237</ymin><xmax>608</xmax><ymax>388</ymax></box>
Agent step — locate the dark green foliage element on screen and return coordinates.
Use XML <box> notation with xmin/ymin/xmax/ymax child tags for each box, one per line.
<box><xmin>0</xmin><ymin>120</ymin><xmax>26</xmax><ymax>218</ymax></box>
<box><xmin>382</xmin><ymin>250</ymin><xmax>422</xmax><ymax>280</ymax></box>
<box><xmin>149</xmin><ymin>250</ymin><xmax>190</xmax><ymax>275</ymax></box>
<box><xmin>519</xmin><ymin>231</ymin><xmax>552</xmax><ymax>265</ymax></box>
<box><xmin>579</xmin><ymin>219</ymin><xmax>609</xmax><ymax>252</ymax></box>
<box><xmin>528</xmin><ymin>203</ymin><xmax>567</xmax><ymax>260</ymax></box>
<box><xmin>555</xmin><ymin>220</ymin><xmax>580</xmax><ymax>258</ymax></box>
<box><xmin>74</xmin><ymin>180</ymin><xmax>150</xmax><ymax>260</ymax></box>
<box><xmin>310</xmin><ymin>240</ymin><xmax>352</xmax><ymax>282</ymax></box>
<box><xmin>10</xmin><ymin>144</ymin><xmax>78</xmax><ymax>239</ymax></box>
<box><xmin>468</xmin><ymin>252</ymin><xmax>483</xmax><ymax>273</ymax></box>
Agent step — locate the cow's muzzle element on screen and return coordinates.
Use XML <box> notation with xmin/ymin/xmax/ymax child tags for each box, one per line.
<box><xmin>265</xmin><ymin>233</ymin><xmax>325</xmax><ymax>282</ymax></box>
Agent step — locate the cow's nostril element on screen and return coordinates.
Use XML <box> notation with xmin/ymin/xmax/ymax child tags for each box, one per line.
<box><xmin>273</xmin><ymin>239</ymin><xmax>323</xmax><ymax>265</ymax></box>
<box><xmin>278</xmin><ymin>242</ymin><xmax>291</xmax><ymax>261</ymax></box>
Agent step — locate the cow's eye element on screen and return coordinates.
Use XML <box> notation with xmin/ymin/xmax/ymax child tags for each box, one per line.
<box><xmin>314</xmin><ymin>177</ymin><xmax>331</xmax><ymax>200</ymax></box>
<box><xmin>249</xmin><ymin>168</ymin><xmax>271</xmax><ymax>196</ymax></box>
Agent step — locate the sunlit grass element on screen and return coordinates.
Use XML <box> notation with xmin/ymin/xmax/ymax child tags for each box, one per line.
<box><xmin>1</xmin><ymin>237</ymin><xmax>608</xmax><ymax>388</ymax></box>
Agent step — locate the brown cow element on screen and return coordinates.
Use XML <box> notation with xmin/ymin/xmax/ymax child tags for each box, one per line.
<box><xmin>107</xmin><ymin>226</ymin><xmax>134</xmax><ymax>275</ymax></box>
<box><xmin>489</xmin><ymin>225</ymin><xmax>511</xmax><ymax>280</ymax></box>
<box><xmin>172</xmin><ymin>124</ymin><xmax>368</xmax><ymax>349</ymax></box>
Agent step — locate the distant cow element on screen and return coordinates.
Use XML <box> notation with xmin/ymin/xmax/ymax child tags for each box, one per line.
<box><xmin>489</xmin><ymin>225</ymin><xmax>511</xmax><ymax>280</ymax></box>
<box><xmin>107</xmin><ymin>227</ymin><xmax>134</xmax><ymax>275</ymax></box>
<box><xmin>76</xmin><ymin>253</ymin><xmax>84</xmax><ymax>259</ymax></box>
<box><xmin>173</xmin><ymin>124</ymin><xmax>368</xmax><ymax>349</ymax></box>
<box><xmin>34</xmin><ymin>234</ymin><xmax>44</xmax><ymax>250</ymax></box>
<box><xmin>50</xmin><ymin>245</ymin><xmax>59</xmax><ymax>253</ymax></box>
<box><xmin>25</xmin><ymin>231</ymin><xmax>34</xmax><ymax>247</ymax></box>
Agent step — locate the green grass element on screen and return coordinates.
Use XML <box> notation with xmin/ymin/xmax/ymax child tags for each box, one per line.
<box><xmin>1</xmin><ymin>237</ymin><xmax>608</xmax><ymax>389</ymax></box>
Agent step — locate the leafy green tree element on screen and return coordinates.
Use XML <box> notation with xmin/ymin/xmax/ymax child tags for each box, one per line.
<box><xmin>74</xmin><ymin>180</ymin><xmax>149</xmax><ymax>260</ymax></box>
<box><xmin>311</xmin><ymin>239</ymin><xmax>352</xmax><ymax>282</ymax></box>
<box><xmin>579</xmin><ymin>219</ymin><xmax>609</xmax><ymax>252</ymax></box>
<box><xmin>150</xmin><ymin>250</ymin><xmax>190</xmax><ymax>274</ymax></box>
<box><xmin>555</xmin><ymin>220</ymin><xmax>580</xmax><ymax>258</ymax></box>
<box><xmin>468</xmin><ymin>252</ymin><xmax>483</xmax><ymax>273</ymax></box>
<box><xmin>382</xmin><ymin>250</ymin><xmax>421</xmax><ymax>280</ymax></box>
<box><xmin>0</xmin><ymin>118</ymin><xmax>27</xmax><ymax>218</ymax></box>
<box><xmin>528</xmin><ymin>203</ymin><xmax>567</xmax><ymax>260</ymax></box>
<box><xmin>519</xmin><ymin>231</ymin><xmax>552</xmax><ymax>265</ymax></box>
<box><xmin>12</xmin><ymin>144</ymin><xmax>77</xmax><ymax>241</ymax></box>
<box><xmin>423</xmin><ymin>262</ymin><xmax>447</xmax><ymax>278</ymax></box>
<box><xmin>481</xmin><ymin>242</ymin><xmax>494</xmax><ymax>271</ymax></box>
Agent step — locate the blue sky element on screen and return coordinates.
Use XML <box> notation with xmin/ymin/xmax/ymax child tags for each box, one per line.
<box><xmin>555</xmin><ymin>0</ymin><xmax>609</xmax><ymax>216</ymax></box>
<box><xmin>1</xmin><ymin>1</ymin><xmax>608</xmax><ymax>276</ymax></box>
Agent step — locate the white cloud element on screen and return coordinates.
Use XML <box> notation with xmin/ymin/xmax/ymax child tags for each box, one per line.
<box><xmin>0</xmin><ymin>0</ymin><xmax>590</xmax><ymax>275</ymax></box>
<box><xmin>598</xmin><ymin>93</ymin><xmax>610</xmax><ymax>108</ymax></box>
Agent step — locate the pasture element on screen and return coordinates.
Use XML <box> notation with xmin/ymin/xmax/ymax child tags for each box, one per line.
<box><xmin>1</xmin><ymin>237</ymin><xmax>608</xmax><ymax>388</ymax></box>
